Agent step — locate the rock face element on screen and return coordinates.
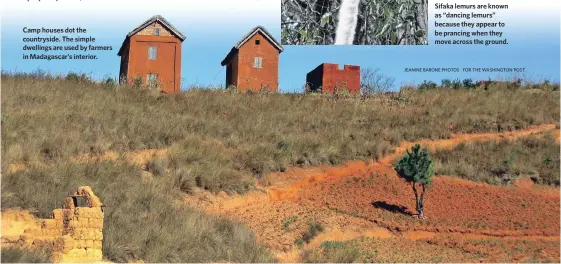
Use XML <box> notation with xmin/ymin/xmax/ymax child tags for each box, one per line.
<box><xmin>1</xmin><ymin>186</ymin><xmax>105</xmax><ymax>263</ymax></box>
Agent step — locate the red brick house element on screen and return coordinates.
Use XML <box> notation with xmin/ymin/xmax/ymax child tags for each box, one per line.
<box><xmin>305</xmin><ymin>63</ymin><xmax>361</xmax><ymax>94</ymax></box>
<box><xmin>221</xmin><ymin>26</ymin><xmax>284</xmax><ymax>93</ymax></box>
<box><xmin>118</xmin><ymin>15</ymin><xmax>185</xmax><ymax>94</ymax></box>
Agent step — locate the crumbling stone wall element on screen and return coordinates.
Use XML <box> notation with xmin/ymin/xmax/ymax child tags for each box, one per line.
<box><xmin>2</xmin><ymin>186</ymin><xmax>105</xmax><ymax>263</ymax></box>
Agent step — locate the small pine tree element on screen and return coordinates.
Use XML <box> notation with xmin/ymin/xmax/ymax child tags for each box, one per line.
<box><xmin>394</xmin><ymin>144</ymin><xmax>434</xmax><ymax>219</ymax></box>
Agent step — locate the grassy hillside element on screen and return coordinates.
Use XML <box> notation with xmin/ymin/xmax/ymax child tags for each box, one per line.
<box><xmin>432</xmin><ymin>134</ymin><xmax>560</xmax><ymax>186</ymax></box>
<box><xmin>1</xmin><ymin>72</ymin><xmax>559</xmax><ymax>262</ymax></box>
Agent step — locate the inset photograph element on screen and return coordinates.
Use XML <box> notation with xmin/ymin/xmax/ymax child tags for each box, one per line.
<box><xmin>281</xmin><ymin>0</ymin><xmax>428</xmax><ymax>45</ymax></box>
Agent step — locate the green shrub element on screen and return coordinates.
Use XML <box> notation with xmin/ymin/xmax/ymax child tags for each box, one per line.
<box><xmin>282</xmin><ymin>216</ymin><xmax>298</xmax><ymax>232</ymax></box>
<box><xmin>65</xmin><ymin>72</ymin><xmax>92</xmax><ymax>84</ymax></box>
<box><xmin>394</xmin><ymin>144</ymin><xmax>434</xmax><ymax>219</ymax></box>
<box><xmin>299</xmin><ymin>222</ymin><xmax>324</xmax><ymax>244</ymax></box>
<box><xmin>103</xmin><ymin>77</ymin><xmax>118</xmax><ymax>89</ymax></box>
<box><xmin>418</xmin><ymin>80</ymin><xmax>437</xmax><ymax>90</ymax></box>
<box><xmin>132</xmin><ymin>76</ymin><xmax>143</xmax><ymax>89</ymax></box>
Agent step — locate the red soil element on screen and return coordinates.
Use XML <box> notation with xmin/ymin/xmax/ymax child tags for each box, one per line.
<box><xmin>301</xmin><ymin>170</ymin><xmax>559</xmax><ymax>236</ymax></box>
<box><xmin>184</xmin><ymin>124</ymin><xmax>560</xmax><ymax>262</ymax></box>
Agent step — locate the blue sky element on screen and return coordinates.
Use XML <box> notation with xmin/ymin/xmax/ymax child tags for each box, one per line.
<box><xmin>2</xmin><ymin>0</ymin><xmax>560</xmax><ymax>92</ymax></box>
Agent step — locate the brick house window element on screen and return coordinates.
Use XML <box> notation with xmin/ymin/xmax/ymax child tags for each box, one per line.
<box><xmin>255</xmin><ymin>39</ymin><xmax>260</xmax><ymax>45</ymax></box>
<box><xmin>153</xmin><ymin>28</ymin><xmax>160</xmax><ymax>36</ymax></box>
<box><xmin>146</xmin><ymin>73</ymin><xmax>158</xmax><ymax>87</ymax></box>
<box><xmin>148</xmin><ymin>46</ymin><xmax>157</xmax><ymax>60</ymax></box>
<box><xmin>253</xmin><ymin>57</ymin><xmax>263</xmax><ymax>68</ymax></box>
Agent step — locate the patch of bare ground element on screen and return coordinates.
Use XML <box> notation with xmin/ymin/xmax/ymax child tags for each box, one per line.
<box><xmin>184</xmin><ymin>125</ymin><xmax>560</xmax><ymax>262</ymax></box>
<box><xmin>184</xmin><ymin>188</ymin><xmax>390</xmax><ymax>256</ymax></box>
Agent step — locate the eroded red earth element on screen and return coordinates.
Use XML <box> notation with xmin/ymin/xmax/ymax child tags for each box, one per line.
<box><xmin>185</xmin><ymin>124</ymin><xmax>560</xmax><ymax>262</ymax></box>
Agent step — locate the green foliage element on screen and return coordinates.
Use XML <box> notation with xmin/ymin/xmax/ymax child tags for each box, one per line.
<box><xmin>503</xmin><ymin>154</ymin><xmax>515</xmax><ymax>168</ymax></box>
<box><xmin>394</xmin><ymin>144</ymin><xmax>434</xmax><ymax>185</ymax></box>
<box><xmin>305</xmin><ymin>84</ymin><xmax>322</xmax><ymax>94</ymax></box>
<box><xmin>333</xmin><ymin>84</ymin><xmax>351</xmax><ymax>97</ymax></box>
<box><xmin>418</xmin><ymin>80</ymin><xmax>437</xmax><ymax>91</ymax></box>
<box><xmin>297</xmin><ymin>222</ymin><xmax>324</xmax><ymax>244</ymax></box>
<box><xmin>132</xmin><ymin>76</ymin><xmax>143</xmax><ymax>89</ymax></box>
<box><xmin>281</xmin><ymin>0</ymin><xmax>427</xmax><ymax>45</ymax></box>
<box><xmin>226</xmin><ymin>85</ymin><xmax>238</xmax><ymax>94</ymax></box>
<box><xmin>543</xmin><ymin>155</ymin><xmax>553</xmax><ymax>167</ymax></box>
<box><xmin>451</xmin><ymin>78</ymin><xmax>463</xmax><ymax>89</ymax></box>
<box><xmin>394</xmin><ymin>144</ymin><xmax>434</xmax><ymax>219</ymax></box>
<box><xmin>65</xmin><ymin>72</ymin><xmax>93</xmax><ymax>84</ymax></box>
<box><xmin>282</xmin><ymin>216</ymin><xmax>298</xmax><ymax>232</ymax></box>
<box><xmin>103</xmin><ymin>77</ymin><xmax>118</xmax><ymax>89</ymax></box>
<box><xmin>462</xmin><ymin>78</ymin><xmax>475</xmax><ymax>89</ymax></box>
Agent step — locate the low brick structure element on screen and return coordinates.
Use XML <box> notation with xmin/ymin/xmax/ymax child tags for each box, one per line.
<box><xmin>306</xmin><ymin>63</ymin><xmax>361</xmax><ymax>94</ymax></box>
<box><xmin>2</xmin><ymin>186</ymin><xmax>105</xmax><ymax>263</ymax></box>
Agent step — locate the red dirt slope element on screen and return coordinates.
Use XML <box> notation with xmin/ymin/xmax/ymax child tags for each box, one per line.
<box><xmin>184</xmin><ymin>124</ymin><xmax>560</xmax><ymax>262</ymax></box>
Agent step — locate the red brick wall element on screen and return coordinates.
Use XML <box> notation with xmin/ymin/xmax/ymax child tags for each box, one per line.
<box><xmin>321</xmin><ymin>63</ymin><xmax>361</xmax><ymax>94</ymax></box>
<box><xmin>234</xmin><ymin>32</ymin><xmax>279</xmax><ymax>93</ymax></box>
<box><xmin>125</xmin><ymin>35</ymin><xmax>182</xmax><ymax>93</ymax></box>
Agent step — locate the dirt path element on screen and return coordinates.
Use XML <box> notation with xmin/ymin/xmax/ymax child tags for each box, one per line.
<box><xmin>184</xmin><ymin>124</ymin><xmax>560</xmax><ymax>262</ymax></box>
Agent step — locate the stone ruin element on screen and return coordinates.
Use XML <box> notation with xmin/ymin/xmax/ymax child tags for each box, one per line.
<box><xmin>2</xmin><ymin>186</ymin><xmax>105</xmax><ymax>262</ymax></box>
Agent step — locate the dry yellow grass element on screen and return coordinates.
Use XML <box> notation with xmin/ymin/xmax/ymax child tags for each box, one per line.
<box><xmin>1</xmin><ymin>72</ymin><xmax>559</xmax><ymax>262</ymax></box>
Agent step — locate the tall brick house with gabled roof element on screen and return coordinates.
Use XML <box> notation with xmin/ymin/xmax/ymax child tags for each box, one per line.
<box><xmin>306</xmin><ymin>63</ymin><xmax>361</xmax><ymax>94</ymax></box>
<box><xmin>221</xmin><ymin>26</ymin><xmax>284</xmax><ymax>93</ymax></box>
<box><xmin>118</xmin><ymin>15</ymin><xmax>185</xmax><ymax>94</ymax></box>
